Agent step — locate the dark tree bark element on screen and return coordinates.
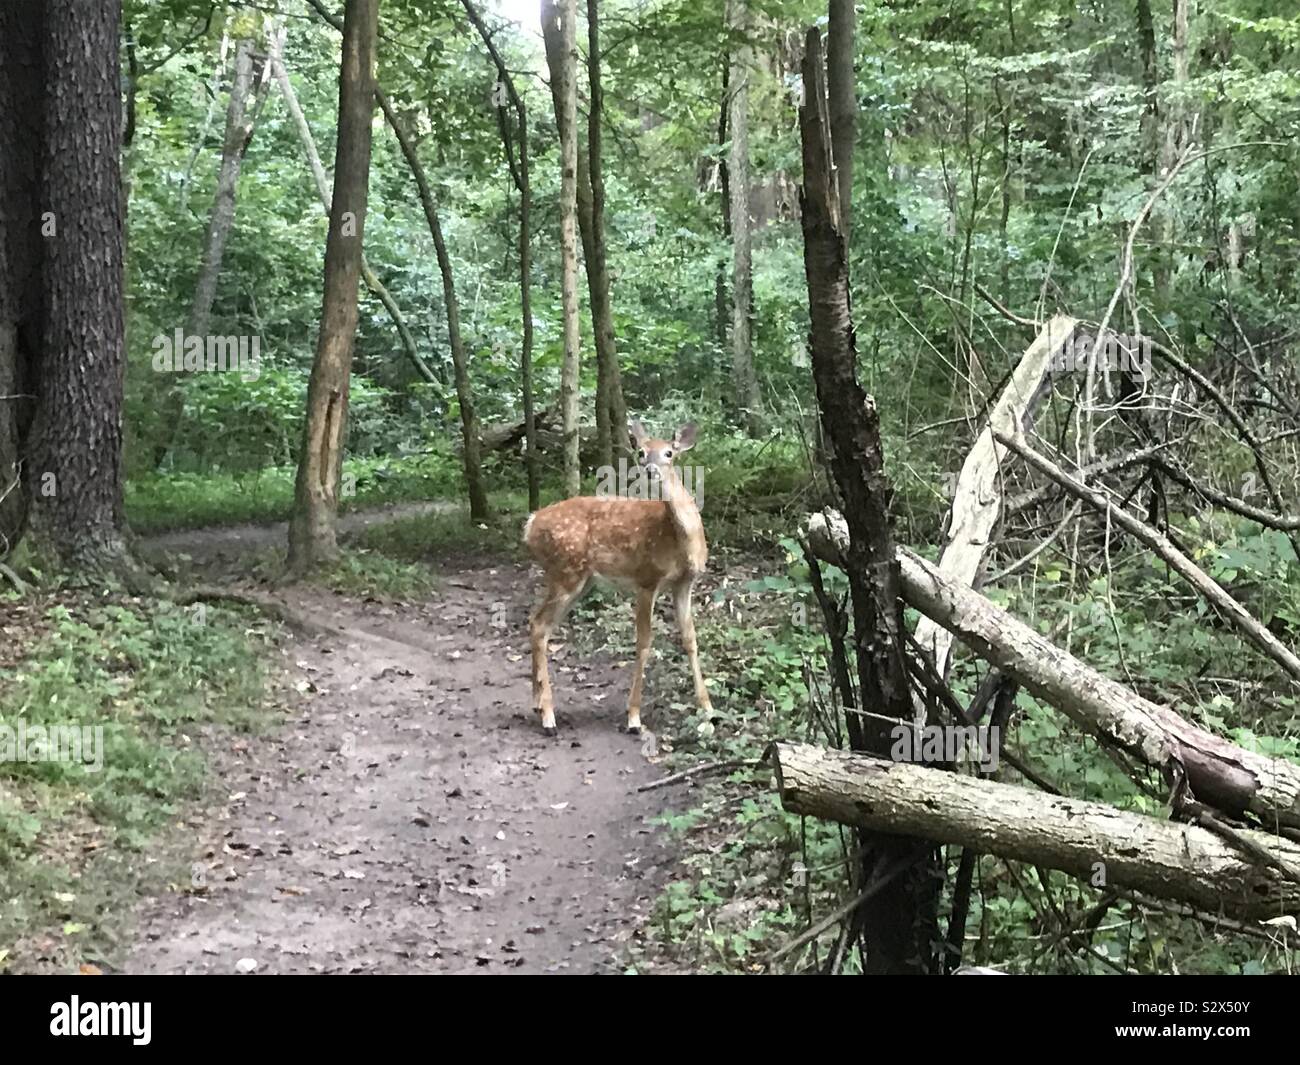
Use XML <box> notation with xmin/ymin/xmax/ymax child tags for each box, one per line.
<box><xmin>581</xmin><ymin>0</ymin><xmax>627</xmax><ymax>472</ymax></box>
<box><xmin>714</xmin><ymin>57</ymin><xmax>731</xmax><ymax>357</ymax></box>
<box><xmin>827</xmin><ymin>0</ymin><xmax>855</xmax><ymax>239</ymax></box>
<box><xmin>18</xmin><ymin>0</ymin><xmax>140</xmax><ymax>578</ymax></box>
<box><xmin>287</xmin><ymin>0</ymin><xmax>379</xmax><ymax>571</ymax></box>
<box><xmin>460</xmin><ymin>0</ymin><xmax>540</xmax><ymax>510</ymax></box>
<box><xmin>0</xmin><ymin>2</ymin><xmax>43</xmax><ymax>557</ymax></box>
<box><xmin>799</xmin><ymin>25</ymin><xmax>939</xmax><ymax>975</ymax></box>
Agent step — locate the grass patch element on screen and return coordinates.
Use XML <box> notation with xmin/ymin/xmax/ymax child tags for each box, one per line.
<box><xmin>0</xmin><ymin>593</ymin><xmax>278</xmax><ymax>970</ymax></box>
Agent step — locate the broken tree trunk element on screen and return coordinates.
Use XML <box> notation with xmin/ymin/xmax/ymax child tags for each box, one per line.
<box><xmin>805</xmin><ymin>509</ymin><xmax>1300</xmax><ymax>828</ymax></box>
<box><xmin>916</xmin><ymin>314</ymin><xmax>1077</xmax><ymax>682</ymax></box>
<box><xmin>770</xmin><ymin>743</ymin><xmax>1300</xmax><ymax>920</ymax></box>
<box><xmin>272</xmin><ymin>56</ymin><xmax>437</xmax><ymax>390</ymax></box>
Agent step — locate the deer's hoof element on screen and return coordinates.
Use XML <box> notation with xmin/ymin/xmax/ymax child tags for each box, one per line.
<box><xmin>625</xmin><ymin>724</ymin><xmax>641</xmax><ymax>736</ymax></box>
<box><xmin>542</xmin><ymin>724</ymin><xmax>558</xmax><ymax>738</ymax></box>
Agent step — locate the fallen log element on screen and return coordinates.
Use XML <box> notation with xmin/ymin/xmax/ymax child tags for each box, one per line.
<box><xmin>916</xmin><ymin>314</ymin><xmax>1076</xmax><ymax>681</ymax></box>
<box><xmin>805</xmin><ymin>509</ymin><xmax>1300</xmax><ymax>827</ymax></box>
<box><xmin>770</xmin><ymin>742</ymin><xmax>1300</xmax><ymax>919</ymax></box>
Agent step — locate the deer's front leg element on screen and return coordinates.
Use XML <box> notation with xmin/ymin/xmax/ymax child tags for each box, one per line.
<box><xmin>626</xmin><ymin>585</ymin><xmax>657</xmax><ymax>733</ymax></box>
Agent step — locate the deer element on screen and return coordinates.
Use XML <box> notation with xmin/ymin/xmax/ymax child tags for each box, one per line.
<box><xmin>522</xmin><ymin>419</ymin><xmax>713</xmax><ymax>736</ymax></box>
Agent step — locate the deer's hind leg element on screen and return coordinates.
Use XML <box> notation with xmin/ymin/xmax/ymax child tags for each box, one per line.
<box><xmin>530</xmin><ymin>573</ymin><xmax>587</xmax><ymax>735</ymax></box>
<box><xmin>673</xmin><ymin>577</ymin><xmax>712</xmax><ymax>712</ymax></box>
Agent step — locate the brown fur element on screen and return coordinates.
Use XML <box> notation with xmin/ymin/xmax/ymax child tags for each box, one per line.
<box><xmin>524</xmin><ymin>421</ymin><xmax>713</xmax><ymax>733</ymax></box>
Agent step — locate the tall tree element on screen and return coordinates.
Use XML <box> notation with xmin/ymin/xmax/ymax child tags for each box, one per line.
<box><xmin>726</xmin><ymin>0</ymin><xmax>762</xmax><ymax>435</ymax></box>
<box><xmin>461</xmin><ymin>0</ymin><xmax>540</xmax><ymax>511</ymax></box>
<box><xmin>579</xmin><ymin>0</ymin><xmax>627</xmax><ymax>472</ymax></box>
<box><xmin>307</xmin><ymin>0</ymin><xmax>488</xmax><ymax>520</ymax></box>
<box><xmin>8</xmin><ymin>0</ymin><xmax>143</xmax><ymax>582</ymax></box>
<box><xmin>287</xmin><ymin>0</ymin><xmax>379</xmax><ymax>572</ymax></box>
<box><xmin>800</xmin><ymin>22</ymin><xmax>940</xmax><ymax>974</ymax></box>
<box><xmin>542</xmin><ymin>0</ymin><xmax>582</xmax><ymax>497</ymax></box>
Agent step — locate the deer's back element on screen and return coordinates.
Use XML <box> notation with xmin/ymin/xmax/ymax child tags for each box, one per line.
<box><xmin>523</xmin><ymin>496</ymin><xmax>703</xmax><ymax>587</ymax></box>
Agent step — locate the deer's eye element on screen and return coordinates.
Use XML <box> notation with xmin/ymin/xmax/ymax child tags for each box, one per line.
<box><xmin>664</xmin><ymin>450</ymin><xmax>673</xmax><ymax>459</ymax></box>
<box><xmin>637</xmin><ymin>450</ymin><xmax>646</xmax><ymax>461</ymax></box>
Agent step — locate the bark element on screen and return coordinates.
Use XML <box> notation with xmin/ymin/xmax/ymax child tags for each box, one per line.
<box><xmin>726</xmin><ymin>0</ymin><xmax>762</xmax><ymax>435</ymax></box>
<box><xmin>287</xmin><ymin>0</ymin><xmax>378</xmax><ymax>572</ymax></box>
<box><xmin>272</xmin><ymin>57</ymin><xmax>437</xmax><ymax>390</ymax></box>
<box><xmin>307</xmin><ymin>0</ymin><xmax>489</xmax><ymax>520</ymax></box>
<box><xmin>805</xmin><ymin>510</ymin><xmax>1300</xmax><ymax>828</ymax></box>
<box><xmin>827</xmin><ymin>0</ymin><xmax>855</xmax><ymax>239</ymax></box>
<box><xmin>770</xmin><ymin>743</ymin><xmax>1300</xmax><ymax>920</ymax></box>
<box><xmin>581</xmin><ymin>0</ymin><xmax>627</xmax><ymax>472</ymax></box>
<box><xmin>375</xmin><ymin>91</ymin><xmax>490</xmax><ymax>520</ymax></box>
<box><xmin>21</xmin><ymin>0</ymin><xmax>140</xmax><ymax>579</ymax></box>
<box><xmin>0</xmin><ymin>2</ymin><xmax>43</xmax><ymax>556</ymax></box>
<box><xmin>799</xmin><ymin>27</ymin><xmax>939</xmax><ymax>975</ymax></box>
<box><xmin>542</xmin><ymin>0</ymin><xmax>582</xmax><ymax>497</ymax></box>
<box><xmin>914</xmin><ymin>315</ymin><xmax>1077</xmax><ymax>681</ymax></box>
<box><xmin>459</xmin><ymin>0</ymin><xmax>540</xmax><ymax>511</ymax></box>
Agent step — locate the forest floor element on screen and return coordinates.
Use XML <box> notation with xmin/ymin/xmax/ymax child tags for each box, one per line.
<box><xmin>122</xmin><ymin>506</ymin><xmax>680</xmax><ymax>974</ymax></box>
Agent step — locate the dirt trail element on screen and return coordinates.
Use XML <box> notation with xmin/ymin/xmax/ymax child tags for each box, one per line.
<box><xmin>127</xmin><ymin>511</ymin><xmax>676</xmax><ymax>974</ymax></box>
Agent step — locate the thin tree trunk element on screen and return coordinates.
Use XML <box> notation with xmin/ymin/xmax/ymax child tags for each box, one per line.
<box><xmin>799</xmin><ymin>25</ymin><xmax>939</xmax><ymax>974</ymax></box>
<box><xmin>581</xmin><ymin>0</ymin><xmax>627</xmax><ymax>471</ymax></box>
<box><xmin>827</xmin><ymin>0</ymin><xmax>855</xmax><ymax>240</ymax></box>
<box><xmin>22</xmin><ymin>0</ymin><xmax>142</xmax><ymax>582</ymax></box>
<box><xmin>287</xmin><ymin>0</ymin><xmax>378</xmax><ymax>572</ymax></box>
<box><xmin>375</xmin><ymin>91</ymin><xmax>490</xmax><ymax>520</ymax></box>
<box><xmin>460</xmin><ymin>0</ymin><xmax>539</xmax><ymax>510</ymax></box>
<box><xmin>272</xmin><ymin>56</ymin><xmax>437</xmax><ymax>390</ymax></box>
<box><xmin>542</xmin><ymin>0</ymin><xmax>582</xmax><ymax>496</ymax></box>
<box><xmin>306</xmin><ymin>0</ymin><xmax>488</xmax><ymax>519</ymax></box>
<box><xmin>714</xmin><ymin>57</ymin><xmax>730</xmax><ymax>357</ymax></box>
<box><xmin>727</xmin><ymin>0</ymin><xmax>761</xmax><ymax>434</ymax></box>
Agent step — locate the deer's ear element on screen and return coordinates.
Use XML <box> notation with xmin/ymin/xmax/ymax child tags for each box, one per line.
<box><xmin>673</xmin><ymin>423</ymin><xmax>697</xmax><ymax>452</ymax></box>
<box><xmin>628</xmin><ymin>419</ymin><xmax>647</xmax><ymax>448</ymax></box>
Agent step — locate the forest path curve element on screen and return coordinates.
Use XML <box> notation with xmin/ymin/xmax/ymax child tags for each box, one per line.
<box><xmin>127</xmin><ymin>508</ymin><xmax>676</xmax><ymax>974</ymax></box>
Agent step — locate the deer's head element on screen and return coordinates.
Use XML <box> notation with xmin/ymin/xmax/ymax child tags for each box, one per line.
<box><xmin>628</xmin><ymin>419</ymin><xmax>696</xmax><ymax>484</ymax></box>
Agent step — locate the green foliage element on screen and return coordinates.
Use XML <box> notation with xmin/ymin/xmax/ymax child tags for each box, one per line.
<box><xmin>0</xmin><ymin>595</ymin><xmax>275</xmax><ymax>965</ymax></box>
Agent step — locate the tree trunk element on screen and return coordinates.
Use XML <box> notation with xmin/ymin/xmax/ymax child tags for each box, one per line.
<box><xmin>0</xmin><ymin>2</ymin><xmax>43</xmax><ymax>557</ymax></box>
<box><xmin>459</xmin><ymin>0</ymin><xmax>540</xmax><ymax>511</ymax></box>
<box><xmin>287</xmin><ymin>0</ymin><xmax>378</xmax><ymax>572</ymax></box>
<box><xmin>798</xmin><ymin>26</ymin><xmax>939</xmax><ymax>975</ymax></box>
<box><xmin>726</xmin><ymin>0</ymin><xmax>762</xmax><ymax>435</ymax></box>
<box><xmin>827</xmin><ymin>0</ymin><xmax>855</xmax><ymax>240</ymax></box>
<box><xmin>156</xmin><ymin>34</ymin><xmax>271</xmax><ymax>467</ymax></box>
<box><xmin>306</xmin><ymin>0</ymin><xmax>488</xmax><ymax>519</ymax></box>
<box><xmin>770</xmin><ymin>743</ymin><xmax>1300</xmax><ymax>920</ymax></box>
<box><xmin>805</xmin><ymin>511</ymin><xmax>1300</xmax><ymax>829</ymax></box>
<box><xmin>714</xmin><ymin>57</ymin><xmax>730</xmax><ymax>357</ymax></box>
<box><xmin>20</xmin><ymin>0</ymin><xmax>140</xmax><ymax>580</ymax></box>
<box><xmin>542</xmin><ymin>0</ymin><xmax>582</xmax><ymax>497</ymax></box>
<box><xmin>581</xmin><ymin>0</ymin><xmax>627</xmax><ymax>472</ymax></box>
<box><xmin>374</xmin><ymin>91</ymin><xmax>490</xmax><ymax>521</ymax></box>
<box><xmin>273</xmin><ymin>56</ymin><xmax>437</xmax><ymax>391</ymax></box>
